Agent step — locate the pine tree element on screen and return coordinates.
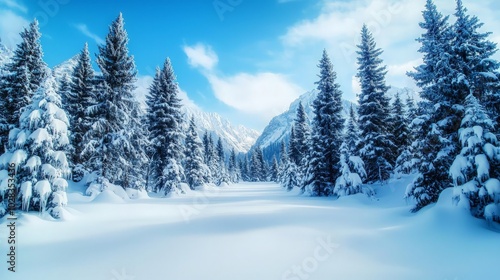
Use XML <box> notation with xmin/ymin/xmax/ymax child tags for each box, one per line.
<box><xmin>228</xmin><ymin>148</ymin><xmax>240</xmax><ymax>183</ymax></box>
<box><xmin>277</xmin><ymin>140</ymin><xmax>289</xmax><ymax>185</ymax></box>
<box><xmin>407</xmin><ymin>0</ymin><xmax>500</xmax><ymax>211</ymax></box>
<box><xmin>215</xmin><ymin>138</ymin><xmax>230</xmax><ymax>185</ymax></box>
<box><xmin>270</xmin><ymin>156</ymin><xmax>279</xmax><ymax>183</ymax></box>
<box><xmin>395</xmin><ymin>93</ymin><xmax>419</xmax><ymax>175</ymax></box>
<box><xmin>0</xmin><ymin>19</ymin><xmax>48</xmax><ymax>154</ymax></box>
<box><xmin>450</xmin><ymin>94</ymin><xmax>500</xmax><ymax>222</ymax></box>
<box><xmin>85</xmin><ymin>13</ymin><xmax>144</xmax><ymax>190</ymax></box>
<box><xmin>0</xmin><ymin>76</ymin><xmax>69</xmax><ymax>218</ymax></box>
<box><xmin>67</xmin><ymin>43</ymin><xmax>95</xmax><ymax>181</ymax></box>
<box><xmin>185</xmin><ymin>117</ymin><xmax>209</xmax><ymax>189</ymax></box>
<box><xmin>306</xmin><ymin>50</ymin><xmax>345</xmax><ymax>196</ymax></box>
<box><xmin>146</xmin><ymin>58</ymin><xmax>185</xmax><ymax>194</ymax></box>
<box><xmin>333</xmin><ymin>106</ymin><xmax>370</xmax><ymax>197</ymax></box>
<box><xmin>356</xmin><ymin>25</ymin><xmax>395</xmax><ymax>183</ymax></box>
<box><xmin>389</xmin><ymin>93</ymin><xmax>410</xmax><ymax>156</ymax></box>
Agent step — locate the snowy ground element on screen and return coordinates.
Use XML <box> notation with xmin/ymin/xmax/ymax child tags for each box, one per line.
<box><xmin>1</xmin><ymin>176</ymin><xmax>499</xmax><ymax>280</ymax></box>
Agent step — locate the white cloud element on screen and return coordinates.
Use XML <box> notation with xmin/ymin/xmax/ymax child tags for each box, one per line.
<box><xmin>278</xmin><ymin>0</ymin><xmax>500</xmax><ymax>102</ymax></box>
<box><xmin>0</xmin><ymin>9</ymin><xmax>28</xmax><ymax>48</ymax></box>
<box><xmin>0</xmin><ymin>0</ymin><xmax>27</xmax><ymax>13</ymax></box>
<box><xmin>183</xmin><ymin>43</ymin><xmax>304</xmax><ymax>121</ymax></box>
<box><xmin>183</xmin><ymin>43</ymin><xmax>219</xmax><ymax>71</ymax></box>
<box><xmin>207</xmin><ymin>72</ymin><xmax>304</xmax><ymax>119</ymax></box>
<box><xmin>75</xmin><ymin>23</ymin><xmax>105</xmax><ymax>45</ymax></box>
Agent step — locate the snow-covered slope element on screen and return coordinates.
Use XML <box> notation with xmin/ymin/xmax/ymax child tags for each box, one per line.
<box><xmin>51</xmin><ymin>56</ymin><xmax>259</xmax><ymax>154</ymax></box>
<box><xmin>7</xmin><ymin>177</ymin><xmax>499</xmax><ymax>280</ymax></box>
<box><xmin>252</xmin><ymin>87</ymin><xmax>419</xmax><ymax>154</ymax></box>
<box><xmin>183</xmin><ymin>105</ymin><xmax>260</xmax><ymax>153</ymax></box>
<box><xmin>252</xmin><ymin>90</ymin><xmax>354</xmax><ymax>151</ymax></box>
<box><xmin>52</xmin><ymin>55</ymin><xmax>79</xmax><ymax>82</ymax></box>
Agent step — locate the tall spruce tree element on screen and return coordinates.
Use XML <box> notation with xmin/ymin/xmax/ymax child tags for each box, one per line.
<box><xmin>356</xmin><ymin>25</ymin><xmax>394</xmax><ymax>183</ymax></box>
<box><xmin>0</xmin><ymin>19</ymin><xmax>47</xmax><ymax>154</ymax></box>
<box><xmin>306</xmin><ymin>50</ymin><xmax>344</xmax><ymax>196</ymax></box>
<box><xmin>389</xmin><ymin>92</ymin><xmax>411</xmax><ymax>158</ymax></box>
<box><xmin>215</xmin><ymin>138</ymin><xmax>230</xmax><ymax>185</ymax></box>
<box><xmin>86</xmin><ymin>13</ymin><xmax>143</xmax><ymax>190</ymax></box>
<box><xmin>228</xmin><ymin>148</ymin><xmax>240</xmax><ymax>183</ymax></box>
<box><xmin>450</xmin><ymin>94</ymin><xmax>500</xmax><ymax>222</ymax></box>
<box><xmin>0</xmin><ymin>76</ymin><xmax>70</xmax><ymax>218</ymax></box>
<box><xmin>185</xmin><ymin>117</ymin><xmax>209</xmax><ymax>189</ymax></box>
<box><xmin>67</xmin><ymin>43</ymin><xmax>95</xmax><ymax>181</ymax></box>
<box><xmin>407</xmin><ymin>0</ymin><xmax>500</xmax><ymax>211</ymax></box>
<box><xmin>146</xmin><ymin>58</ymin><xmax>185</xmax><ymax>194</ymax></box>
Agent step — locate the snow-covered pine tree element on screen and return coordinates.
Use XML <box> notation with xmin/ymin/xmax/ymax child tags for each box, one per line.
<box><xmin>306</xmin><ymin>50</ymin><xmax>344</xmax><ymax>196</ymax></box>
<box><xmin>450</xmin><ymin>94</ymin><xmax>500</xmax><ymax>222</ymax></box>
<box><xmin>270</xmin><ymin>156</ymin><xmax>279</xmax><ymax>183</ymax></box>
<box><xmin>215</xmin><ymin>137</ymin><xmax>230</xmax><ymax>185</ymax></box>
<box><xmin>283</xmin><ymin>134</ymin><xmax>300</xmax><ymax>190</ymax></box>
<box><xmin>389</xmin><ymin>92</ymin><xmax>410</xmax><ymax>157</ymax></box>
<box><xmin>146</xmin><ymin>58</ymin><xmax>185</xmax><ymax>195</ymax></box>
<box><xmin>185</xmin><ymin>117</ymin><xmax>209</xmax><ymax>189</ymax></box>
<box><xmin>228</xmin><ymin>148</ymin><xmax>240</xmax><ymax>183</ymax></box>
<box><xmin>57</xmin><ymin>73</ymin><xmax>72</xmax><ymax>113</ymax></box>
<box><xmin>395</xmin><ymin>94</ymin><xmax>419</xmax><ymax>175</ymax></box>
<box><xmin>67</xmin><ymin>43</ymin><xmax>95</xmax><ymax>181</ymax></box>
<box><xmin>407</xmin><ymin>0</ymin><xmax>499</xmax><ymax>211</ymax></box>
<box><xmin>249</xmin><ymin>148</ymin><xmax>266</xmax><ymax>182</ymax></box>
<box><xmin>0</xmin><ymin>19</ymin><xmax>48</xmax><ymax>155</ymax></box>
<box><xmin>277</xmin><ymin>140</ymin><xmax>289</xmax><ymax>185</ymax></box>
<box><xmin>0</xmin><ymin>76</ymin><xmax>70</xmax><ymax>218</ymax></box>
<box><xmin>356</xmin><ymin>25</ymin><xmax>395</xmax><ymax>183</ymax></box>
<box><xmin>333</xmin><ymin>105</ymin><xmax>369</xmax><ymax>197</ymax></box>
<box><xmin>87</xmin><ymin>13</ymin><xmax>144</xmax><ymax>190</ymax></box>
<box><xmin>239</xmin><ymin>156</ymin><xmax>249</xmax><ymax>182</ymax></box>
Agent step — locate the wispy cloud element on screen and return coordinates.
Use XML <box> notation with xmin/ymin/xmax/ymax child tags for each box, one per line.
<box><xmin>183</xmin><ymin>43</ymin><xmax>219</xmax><ymax>71</ymax></box>
<box><xmin>183</xmin><ymin>42</ymin><xmax>304</xmax><ymax>122</ymax></box>
<box><xmin>75</xmin><ymin>23</ymin><xmax>104</xmax><ymax>45</ymax></box>
<box><xmin>0</xmin><ymin>9</ymin><xmax>28</xmax><ymax>48</ymax></box>
<box><xmin>0</xmin><ymin>0</ymin><xmax>27</xmax><ymax>13</ymax></box>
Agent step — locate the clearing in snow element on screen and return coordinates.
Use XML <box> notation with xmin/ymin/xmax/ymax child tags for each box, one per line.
<box><xmin>1</xmin><ymin>177</ymin><xmax>498</xmax><ymax>280</ymax></box>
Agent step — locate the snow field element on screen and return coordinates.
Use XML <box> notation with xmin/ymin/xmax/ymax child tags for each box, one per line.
<box><xmin>1</xmin><ymin>175</ymin><xmax>498</xmax><ymax>280</ymax></box>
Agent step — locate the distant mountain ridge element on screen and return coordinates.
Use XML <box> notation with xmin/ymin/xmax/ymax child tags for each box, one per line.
<box><xmin>251</xmin><ymin>87</ymin><xmax>418</xmax><ymax>160</ymax></box>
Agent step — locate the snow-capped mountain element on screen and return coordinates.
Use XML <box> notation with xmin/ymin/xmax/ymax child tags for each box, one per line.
<box><xmin>51</xmin><ymin>56</ymin><xmax>260</xmax><ymax>154</ymax></box>
<box><xmin>252</xmin><ymin>86</ymin><xmax>418</xmax><ymax>159</ymax></box>
<box><xmin>183</xmin><ymin>105</ymin><xmax>260</xmax><ymax>154</ymax></box>
<box><xmin>252</xmin><ymin>90</ymin><xmax>354</xmax><ymax>152</ymax></box>
<box><xmin>52</xmin><ymin>55</ymin><xmax>79</xmax><ymax>82</ymax></box>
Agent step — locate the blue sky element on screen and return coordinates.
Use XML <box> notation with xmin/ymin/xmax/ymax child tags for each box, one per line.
<box><xmin>1</xmin><ymin>0</ymin><xmax>499</xmax><ymax>131</ymax></box>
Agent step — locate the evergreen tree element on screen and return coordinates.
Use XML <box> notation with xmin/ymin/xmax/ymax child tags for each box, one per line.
<box><xmin>215</xmin><ymin>138</ymin><xmax>230</xmax><ymax>185</ymax></box>
<box><xmin>0</xmin><ymin>19</ymin><xmax>48</xmax><ymax>154</ymax></box>
<box><xmin>356</xmin><ymin>25</ymin><xmax>395</xmax><ymax>183</ymax></box>
<box><xmin>395</xmin><ymin>94</ymin><xmax>419</xmax><ymax>175</ymax></box>
<box><xmin>450</xmin><ymin>94</ymin><xmax>500</xmax><ymax>222</ymax></box>
<box><xmin>306</xmin><ymin>50</ymin><xmax>345</xmax><ymax>196</ymax></box>
<box><xmin>270</xmin><ymin>156</ymin><xmax>279</xmax><ymax>183</ymax></box>
<box><xmin>185</xmin><ymin>117</ymin><xmax>209</xmax><ymax>189</ymax></box>
<box><xmin>389</xmin><ymin>92</ymin><xmax>410</xmax><ymax>156</ymax></box>
<box><xmin>277</xmin><ymin>140</ymin><xmax>289</xmax><ymax>185</ymax></box>
<box><xmin>228</xmin><ymin>148</ymin><xmax>240</xmax><ymax>183</ymax></box>
<box><xmin>0</xmin><ymin>76</ymin><xmax>69</xmax><ymax>218</ymax></box>
<box><xmin>85</xmin><ymin>13</ymin><xmax>145</xmax><ymax>190</ymax></box>
<box><xmin>407</xmin><ymin>0</ymin><xmax>499</xmax><ymax>211</ymax></box>
<box><xmin>67</xmin><ymin>43</ymin><xmax>95</xmax><ymax>181</ymax></box>
<box><xmin>146</xmin><ymin>58</ymin><xmax>185</xmax><ymax>194</ymax></box>
<box><xmin>333</xmin><ymin>105</ymin><xmax>369</xmax><ymax>197</ymax></box>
